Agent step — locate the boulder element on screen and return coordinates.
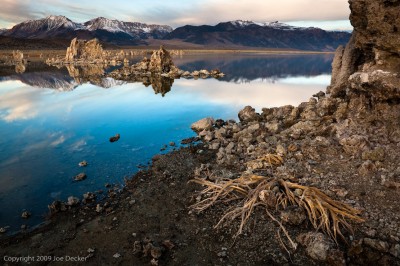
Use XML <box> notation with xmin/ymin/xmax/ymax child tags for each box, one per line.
<box><xmin>191</xmin><ymin>118</ymin><xmax>215</xmax><ymax>132</ymax></box>
<box><xmin>238</xmin><ymin>106</ymin><xmax>260</xmax><ymax>123</ymax></box>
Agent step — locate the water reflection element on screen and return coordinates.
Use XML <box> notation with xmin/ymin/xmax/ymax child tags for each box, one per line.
<box><xmin>144</xmin><ymin>75</ymin><xmax>174</xmax><ymax>96</ymax></box>
<box><xmin>0</xmin><ymin>53</ymin><xmax>333</xmax><ymax>94</ymax></box>
<box><xmin>174</xmin><ymin>53</ymin><xmax>333</xmax><ymax>83</ymax></box>
<box><xmin>0</xmin><ymin>53</ymin><xmax>333</xmax><ymax>232</ymax></box>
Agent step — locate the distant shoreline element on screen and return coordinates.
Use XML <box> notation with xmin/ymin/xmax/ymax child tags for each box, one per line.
<box><xmin>0</xmin><ymin>49</ymin><xmax>333</xmax><ymax>64</ymax></box>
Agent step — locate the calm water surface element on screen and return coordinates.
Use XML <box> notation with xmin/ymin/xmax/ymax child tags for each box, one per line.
<box><xmin>0</xmin><ymin>53</ymin><xmax>333</xmax><ymax>233</ymax></box>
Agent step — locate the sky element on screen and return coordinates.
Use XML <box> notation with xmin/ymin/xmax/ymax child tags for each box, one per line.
<box><xmin>0</xmin><ymin>0</ymin><xmax>352</xmax><ymax>31</ymax></box>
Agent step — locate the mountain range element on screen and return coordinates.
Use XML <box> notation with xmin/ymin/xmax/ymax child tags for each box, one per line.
<box><xmin>0</xmin><ymin>16</ymin><xmax>351</xmax><ymax>51</ymax></box>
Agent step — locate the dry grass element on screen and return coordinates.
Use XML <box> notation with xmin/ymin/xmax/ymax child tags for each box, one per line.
<box><xmin>190</xmin><ymin>174</ymin><xmax>364</xmax><ymax>245</ymax></box>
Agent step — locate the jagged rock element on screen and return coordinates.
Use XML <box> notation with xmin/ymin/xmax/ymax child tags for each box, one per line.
<box><xmin>350</xmin><ymin>0</ymin><xmax>400</xmax><ymax>60</ymax></box>
<box><xmin>148</xmin><ymin>46</ymin><xmax>175</xmax><ymax>73</ymax></box>
<box><xmin>67</xmin><ymin>196</ymin><xmax>80</xmax><ymax>206</ymax></box>
<box><xmin>74</xmin><ymin>172</ymin><xmax>87</xmax><ymax>181</ymax></box>
<box><xmin>48</xmin><ymin>200</ymin><xmax>67</xmax><ymax>213</ymax></box>
<box><xmin>297</xmin><ymin>232</ymin><xmax>344</xmax><ymax>264</ymax></box>
<box><xmin>12</xmin><ymin>50</ymin><xmax>24</xmax><ymax>62</ymax></box>
<box><xmin>339</xmin><ymin>135</ymin><xmax>369</xmax><ymax>156</ymax></box>
<box><xmin>327</xmin><ymin>36</ymin><xmax>359</xmax><ymax>97</ymax></box>
<box><xmin>83</xmin><ymin>192</ymin><xmax>96</xmax><ymax>200</ymax></box>
<box><xmin>109</xmin><ymin>134</ymin><xmax>120</xmax><ymax>142</ymax></box>
<box><xmin>15</xmin><ymin>63</ymin><xmax>26</xmax><ymax>74</ymax></box>
<box><xmin>21</xmin><ymin>211</ymin><xmax>31</xmax><ymax>219</ymax></box>
<box><xmin>390</xmin><ymin>244</ymin><xmax>400</xmax><ymax>258</ymax></box>
<box><xmin>96</xmin><ymin>204</ymin><xmax>103</xmax><ymax>213</ymax></box>
<box><xmin>328</xmin><ymin>0</ymin><xmax>400</xmax><ymax>100</ymax></box>
<box><xmin>238</xmin><ymin>106</ymin><xmax>259</xmax><ymax>123</ymax></box>
<box><xmin>65</xmin><ymin>38</ymin><xmax>105</xmax><ymax>62</ymax></box>
<box><xmin>313</xmin><ymin>91</ymin><xmax>326</xmax><ymax>99</ymax></box>
<box><xmin>79</xmin><ymin>160</ymin><xmax>88</xmax><ymax>167</ymax></box>
<box><xmin>135</xmin><ymin>57</ymin><xmax>150</xmax><ymax>71</ymax></box>
<box><xmin>363</xmin><ymin>238</ymin><xmax>390</xmax><ymax>253</ymax></box>
<box><xmin>348</xmin><ymin>70</ymin><xmax>400</xmax><ymax>100</ymax></box>
<box><xmin>199</xmin><ymin>69</ymin><xmax>210</xmax><ymax>76</ymax></box>
<box><xmin>361</xmin><ymin>147</ymin><xmax>385</xmax><ymax>161</ymax></box>
<box><xmin>191</xmin><ymin>118</ymin><xmax>215</xmax><ymax>132</ymax></box>
<box><xmin>280</xmin><ymin>206</ymin><xmax>306</xmax><ymax>225</ymax></box>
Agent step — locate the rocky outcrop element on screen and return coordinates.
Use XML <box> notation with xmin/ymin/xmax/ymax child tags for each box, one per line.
<box><xmin>191</xmin><ymin>118</ymin><xmax>215</xmax><ymax>132</ymax></box>
<box><xmin>109</xmin><ymin>46</ymin><xmax>225</xmax><ymax>82</ymax></box>
<box><xmin>12</xmin><ymin>50</ymin><xmax>24</xmax><ymax>62</ymax></box>
<box><xmin>1</xmin><ymin>50</ymin><xmax>28</xmax><ymax>73</ymax></box>
<box><xmin>328</xmin><ymin>0</ymin><xmax>400</xmax><ymax>100</ymax></box>
<box><xmin>65</xmin><ymin>38</ymin><xmax>105</xmax><ymax>63</ymax></box>
<box><xmin>148</xmin><ymin>46</ymin><xmax>176</xmax><ymax>73</ymax></box>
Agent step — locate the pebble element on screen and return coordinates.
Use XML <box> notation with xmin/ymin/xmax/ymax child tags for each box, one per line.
<box><xmin>150</xmin><ymin>246</ymin><xmax>162</xmax><ymax>259</ymax></box>
<box><xmin>21</xmin><ymin>211</ymin><xmax>31</xmax><ymax>219</ymax></box>
<box><xmin>109</xmin><ymin>134</ymin><xmax>120</xmax><ymax>143</ymax></box>
<box><xmin>217</xmin><ymin>251</ymin><xmax>227</xmax><ymax>258</ymax></box>
<box><xmin>95</xmin><ymin>204</ymin><xmax>103</xmax><ymax>213</ymax></box>
<box><xmin>67</xmin><ymin>196</ymin><xmax>80</xmax><ymax>206</ymax></box>
<box><xmin>163</xmin><ymin>240</ymin><xmax>175</xmax><ymax>250</ymax></box>
<box><xmin>74</xmin><ymin>173</ymin><xmax>87</xmax><ymax>181</ymax></box>
<box><xmin>78</xmin><ymin>160</ymin><xmax>88</xmax><ymax>167</ymax></box>
<box><xmin>113</xmin><ymin>253</ymin><xmax>121</xmax><ymax>258</ymax></box>
<box><xmin>294</xmin><ymin>188</ymin><xmax>303</xmax><ymax>196</ymax></box>
<box><xmin>87</xmin><ymin>248</ymin><xmax>95</xmax><ymax>253</ymax></box>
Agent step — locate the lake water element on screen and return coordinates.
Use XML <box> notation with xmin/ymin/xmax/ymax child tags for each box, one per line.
<box><xmin>0</xmin><ymin>53</ymin><xmax>333</xmax><ymax>233</ymax></box>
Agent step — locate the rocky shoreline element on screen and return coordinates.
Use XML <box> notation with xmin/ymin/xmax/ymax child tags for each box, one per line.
<box><xmin>1</xmin><ymin>0</ymin><xmax>400</xmax><ymax>265</ymax></box>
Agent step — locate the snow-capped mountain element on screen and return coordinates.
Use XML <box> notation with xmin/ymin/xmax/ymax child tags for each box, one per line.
<box><xmin>164</xmin><ymin>20</ymin><xmax>351</xmax><ymax>51</ymax></box>
<box><xmin>0</xmin><ymin>16</ymin><xmax>351</xmax><ymax>50</ymax></box>
<box><xmin>3</xmin><ymin>15</ymin><xmax>84</xmax><ymax>39</ymax></box>
<box><xmin>84</xmin><ymin>17</ymin><xmax>172</xmax><ymax>38</ymax></box>
<box><xmin>1</xmin><ymin>15</ymin><xmax>173</xmax><ymax>44</ymax></box>
<box><xmin>229</xmin><ymin>20</ymin><xmax>305</xmax><ymax>30</ymax></box>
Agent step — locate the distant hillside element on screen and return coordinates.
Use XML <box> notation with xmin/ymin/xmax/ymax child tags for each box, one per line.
<box><xmin>0</xmin><ymin>36</ymin><xmax>69</xmax><ymax>49</ymax></box>
<box><xmin>0</xmin><ymin>17</ymin><xmax>351</xmax><ymax>50</ymax></box>
<box><xmin>164</xmin><ymin>20</ymin><xmax>351</xmax><ymax>51</ymax></box>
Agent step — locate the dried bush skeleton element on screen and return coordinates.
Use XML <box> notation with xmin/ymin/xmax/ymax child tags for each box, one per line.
<box><xmin>190</xmin><ymin>154</ymin><xmax>364</xmax><ymax>249</ymax></box>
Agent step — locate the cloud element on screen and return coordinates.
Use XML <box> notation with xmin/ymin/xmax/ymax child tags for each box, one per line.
<box><xmin>0</xmin><ymin>0</ymin><xmax>350</xmax><ymax>29</ymax></box>
<box><xmin>0</xmin><ymin>0</ymin><xmax>34</xmax><ymax>26</ymax></box>
<box><xmin>167</xmin><ymin>0</ymin><xmax>350</xmax><ymax>27</ymax></box>
<box><xmin>0</xmin><ymin>82</ymin><xmax>40</xmax><ymax>122</ymax></box>
<box><xmin>174</xmin><ymin>74</ymin><xmax>331</xmax><ymax>111</ymax></box>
